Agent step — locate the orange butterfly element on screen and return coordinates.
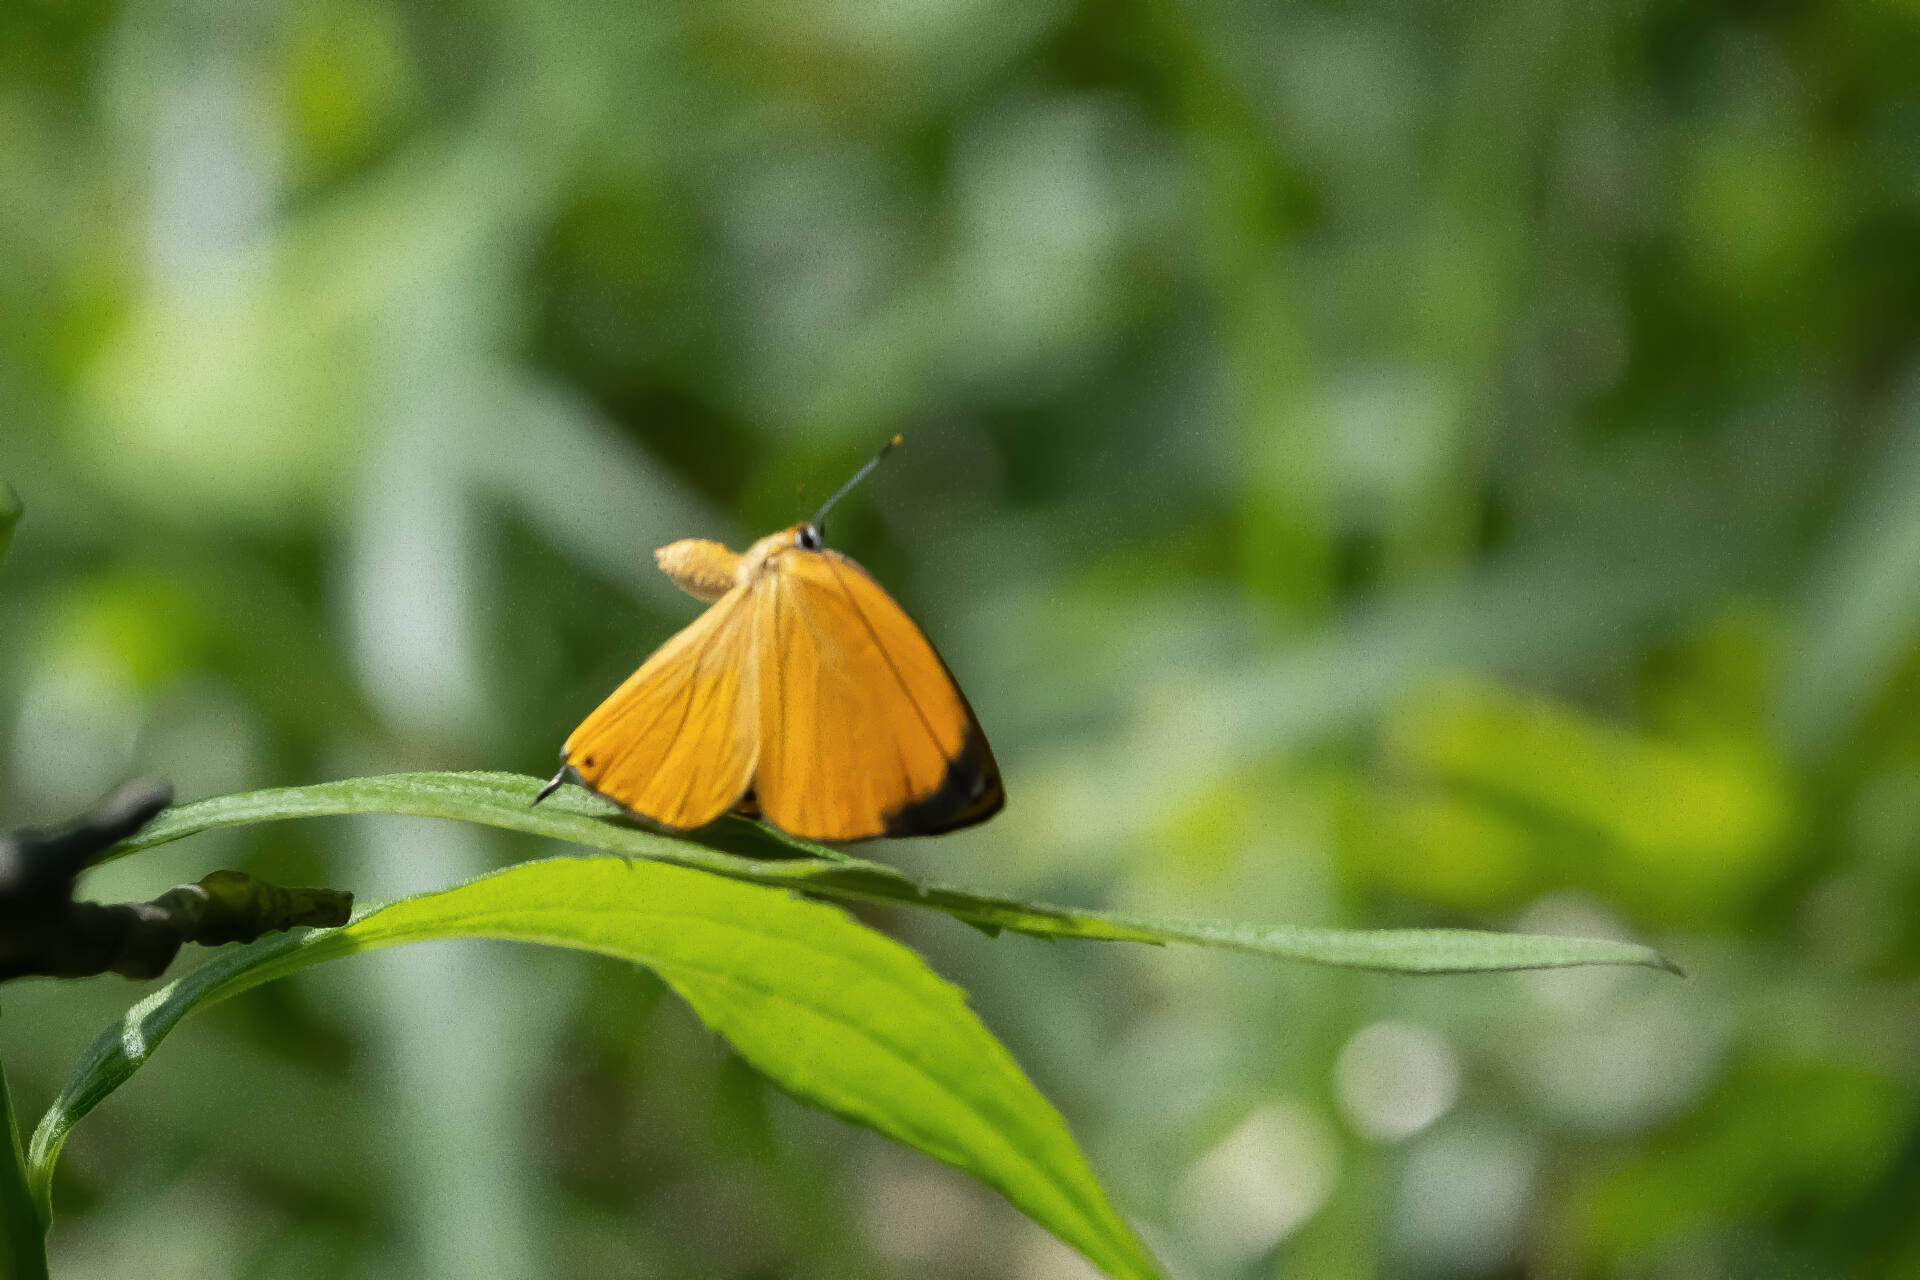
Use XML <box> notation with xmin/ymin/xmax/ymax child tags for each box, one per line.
<box><xmin>538</xmin><ymin>438</ymin><xmax>1003</xmax><ymax>842</ymax></box>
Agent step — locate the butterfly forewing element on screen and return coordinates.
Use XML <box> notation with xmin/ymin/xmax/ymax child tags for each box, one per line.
<box><xmin>754</xmin><ymin>550</ymin><xmax>1001</xmax><ymax>841</ymax></box>
<box><xmin>562</xmin><ymin>585</ymin><xmax>760</xmax><ymax>830</ymax></box>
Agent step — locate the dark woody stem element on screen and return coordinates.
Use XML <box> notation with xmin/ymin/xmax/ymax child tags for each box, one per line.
<box><xmin>0</xmin><ymin>783</ymin><xmax>351</xmax><ymax>984</ymax></box>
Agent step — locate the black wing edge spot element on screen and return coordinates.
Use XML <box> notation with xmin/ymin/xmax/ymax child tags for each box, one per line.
<box><xmin>883</xmin><ymin>722</ymin><xmax>1005</xmax><ymax>837</ymax></box>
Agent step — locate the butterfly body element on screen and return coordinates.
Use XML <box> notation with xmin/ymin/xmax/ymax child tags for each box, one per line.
<box><xmin>554</xmin><ymin>521</ymin><xmax>1002</xmax><ymax>843</ymax></box>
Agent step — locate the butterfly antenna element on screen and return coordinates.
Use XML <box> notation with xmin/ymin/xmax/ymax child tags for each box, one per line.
<box><xmin>812</xmin><ymin>434</ymin><xmax>903</xmax><ymax>529</ymax></box>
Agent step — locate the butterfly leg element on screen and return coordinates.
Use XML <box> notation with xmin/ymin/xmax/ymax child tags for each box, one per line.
<box><xmin>532</xmin><ymin>767</ymin><xmax>570</xmax><ymax>806</ymax></box>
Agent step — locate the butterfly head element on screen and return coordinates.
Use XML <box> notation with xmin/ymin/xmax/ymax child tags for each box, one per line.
<box><xmin>738</xmin><ymin>522</ymin><xmax>824</xmax><ymax>581</ymax></box>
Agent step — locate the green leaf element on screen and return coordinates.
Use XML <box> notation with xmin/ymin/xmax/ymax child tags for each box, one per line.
<box><xmin>30</xmin><ymin>857</ymin><xmax>1161</xmax><ymax>1280</ymax></box>
<box><xmin>104</xmin><ymin>771</ymin><xmax>1682</xmax><ymax>975</ymax></box>
<box><xmin>1</xmin><ymin>1056</ymin><xmax>49</xmax><ymax>1280</ymax></box>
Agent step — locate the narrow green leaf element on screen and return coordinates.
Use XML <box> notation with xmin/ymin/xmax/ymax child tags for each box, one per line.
<box><xmin>30</xmin><ymin>857</ymin><xmax>1160</xmax><ymax>1280</ymax></box>
<box><xmin>1</xmin><ymin>1057</ymin><xmax>50</xmax><ymax>1280</ymax></box>
<box><xmin>104</xmin><ymin>771</ymin><xmax>1682</xmax><ymax>975</ymax></box>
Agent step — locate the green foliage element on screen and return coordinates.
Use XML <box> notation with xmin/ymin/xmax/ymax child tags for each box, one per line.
<box><xmin>3</xmin><ymin>0</ymin><xmax>1916</xmax><ymax>1271</ymax></box>
<box><xmin>1</xmin><ymin>1060</ymin><xmax>48</xmax><ymax>1280</ymax></box>
<box><xmin>108</xmin><ymin>771</ymin><xmax>1678</xmax><ymax>975</ymax></box>
<box><xmin>29</xmin><ymin>856</ymin><xmax>1160</xmax><ymax>1280</ymax></box>
<box><xmin>4</xmin><ymin>770</ymin><xmax>1669</xmax><ymax>1275</ymax></box>
<box><xmin>1563</xmin><ymin>1060</ymin><xmax>1913</xmax><ymax>1272</ymax></box>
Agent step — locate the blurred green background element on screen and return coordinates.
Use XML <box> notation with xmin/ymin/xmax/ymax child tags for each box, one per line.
<box><xmin>3</xmin><ymin>0</ymin><xmax>1918</xmax><ymax>1276</ymax></box>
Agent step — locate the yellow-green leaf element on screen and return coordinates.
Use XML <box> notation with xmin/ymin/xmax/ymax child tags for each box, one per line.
<box><xmin>29</xmin><ymin>856</ymin><xmax>1161</xmax><ymax>1280</ymax></box>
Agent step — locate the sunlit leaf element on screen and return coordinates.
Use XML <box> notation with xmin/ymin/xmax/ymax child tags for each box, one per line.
<box><xmin>30</xmin><ymin>857</ymin><xmax>1161</xmax><ymax>1280</ymax></box>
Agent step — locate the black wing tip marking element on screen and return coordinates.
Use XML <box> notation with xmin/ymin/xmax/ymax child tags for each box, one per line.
<box><xmin>883</xmin><ymin>722</ymin><xmax>1005</xmax><ymax>838</ymax></box>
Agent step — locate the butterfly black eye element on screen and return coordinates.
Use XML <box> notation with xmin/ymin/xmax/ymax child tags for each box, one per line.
<box><xmin>796</xmin><ymin>524</ymin><xmax>823</xmax><ymax>551</ymax></box>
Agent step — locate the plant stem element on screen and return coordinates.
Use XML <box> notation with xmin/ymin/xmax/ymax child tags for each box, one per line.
<box><xmin>0</xmin><ymin>1032</ymin><xmax>52</xmax><ymax>1280</ymax></box>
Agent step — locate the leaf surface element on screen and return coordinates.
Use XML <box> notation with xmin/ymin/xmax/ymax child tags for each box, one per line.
<box><xmin>30</xmin><ymin>857</ymin><xmax>1160</xmax><ymax>1279</ymax></box>
<box><xmin>105</xmin><ymin>771</ymin><xmax>1681</xmax><ymax>975</ymax></box>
